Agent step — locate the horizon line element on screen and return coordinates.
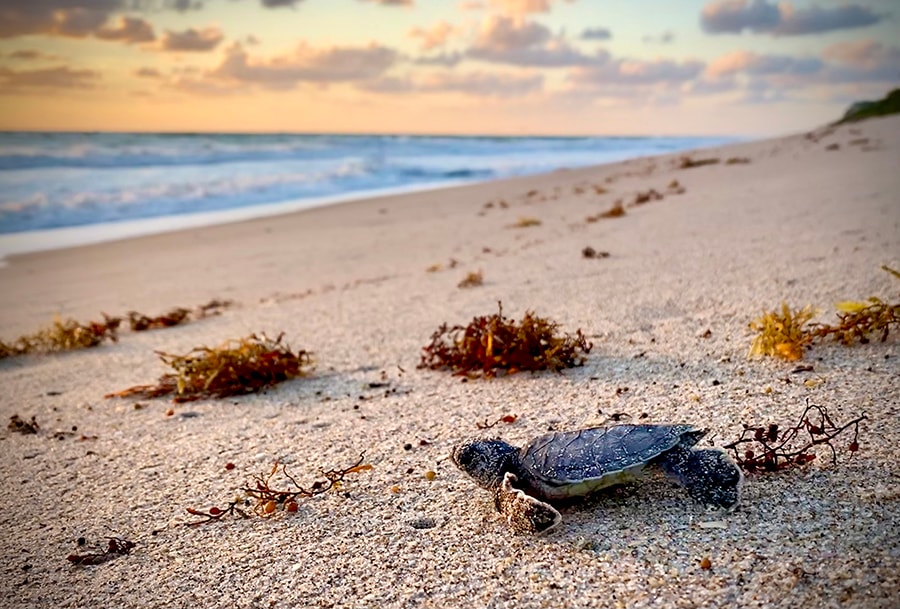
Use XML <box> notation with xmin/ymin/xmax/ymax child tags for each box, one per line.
<box><xmin>0</xmin><ymin>128</ymin><xmax>750</xmax><ymax>140</ymax></box>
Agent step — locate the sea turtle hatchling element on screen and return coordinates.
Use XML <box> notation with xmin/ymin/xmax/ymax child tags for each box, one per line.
<box><xmin>452</xmin><ymin>424</ymin><xmax>743</xmax><ymax>534</ymax></box>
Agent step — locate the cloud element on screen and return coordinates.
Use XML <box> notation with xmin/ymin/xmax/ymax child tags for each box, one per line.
<box><xmin>467</xmin><ymin>15</ymin><xmax>597</xmax><ymax>66</ymax></box>
<box><xmin>580</xmin><ymin>27</ymin><xmax>611</xmax><ymax>41</ymax></box>
<box><xmin>489</xmin><ymin>0</ymin><xmax>550</xmax><ymax>15</ymax></box>
<box><xmin>169</xmin><ymin>76</ymin><xmax>242</xmax><ymax>96</ymax></box>
<box><xmin>210</xmin><ymin>43</ymin><xmax>397</xmax><ymax>89</ymax></box>
<box><xmin>775</xmin><ymin>3</ymin><xmax>884</xmax><ymax>36</ymax></box>
<box><xmin>0</xmin><ymin>65</ymin><xmax>101</xmax><ymax>92</ymax></box>
<box><xmin>0</xmin><ymin>0</ymin><xmax>122</xmax><ymax>38</ymax></box>
<box><xmin>260</xmin><ymin>0</ymin><xmax>304</xmax><ymax>7</ymax></box>
<box><xmin>570</xmin><ymin>56</ymin><xmax>705</xmax><ymax>87</ymax></box>
<box><xmin>700</xmin><ymin>0</ymin><xmax>885</xmax><ymax>36</ymax></box>
<box><xmin>2</xmin><ymin>49</ymin><xmax>61</xmax><ymax>61</ymax></box>
<box><xmin>165</xmin><ymin>0</ymin><xmax>204</xmax><ymax>10</ymax></box>
<box><xmin>159</xmin><ymin>26</ymin><xmax>224</xmax><ymax>52</ymax></box>
<box><xmin>487</xmin><ymin>0</ymin><xmax>574</xmax><ymax>16</ymax></box>
<box><xmin>681</xmin><ymin>77</ymin><xmax>737</xmax><ymax>96</ymax></box>
<box><xmin>706</xmin><ymin>50</ymin><xmax>822</xmax><ymax>78</ymax></box>
<box><xmin>133</xmin><ymin>66</ymin><xmax>163</xmax><ymax>78</ymax></box>
<box><xmin>700</xmin><ymin>0</ymin><xmax>780</xmax><ymax>34</ymax></box>
<box><xmin>475</xmin><ymin>15</ymin><xmax>551</xmax><ymax>49</ymax></box>
<box><xmin>642</xmin><ymin>30</ymin><xmax>675</xmax><ymax>44</ymax></box>
<box><xmin>360</xmin><ymin>70</ymin><xmax>544</xmax><ymax>97</ymax></box>
<box><xmin>409</xmin><ymin>21</ymin><xmax>456</xmax><ymax>50</ymax></box>
<box><xmin>703</xmin><ymin>43</ymin><xmax>900</xmax><ymax>96</ymax></box>
<box><xmin>358</xmin><ymin>0</ymin><xmax>414</xmax><ymax>5</ymax></box>
<box><xmin>95</xmin><ymin>16</ymin><xmax>155</xmax><ymax>43</ymax></box>
<box><xmin>820</xmin><ymin>40</ymin><xmax>900</xmax><ymax>83</ymax></box>
<box><xmin>414</xmin><ymin>52</ymin><xmax>464</xmax><ymax>67</ymax></box>
<box><xmin>823</xmin><ymin>39</ymin><xmax>900</xmax><ymax>71</ymax></box>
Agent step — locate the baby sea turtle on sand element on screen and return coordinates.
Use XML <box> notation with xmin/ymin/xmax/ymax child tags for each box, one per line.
<box><xmin>452</xmin><ymin>424</ymin><xmax>743</xmax><ymax>534</ymax></box>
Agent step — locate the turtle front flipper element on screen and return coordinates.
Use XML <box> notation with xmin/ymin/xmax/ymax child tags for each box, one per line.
<box><xmin>495</xmin><ymin>472</ymin><xmax>561</xmax><ymax>534</ymax></box>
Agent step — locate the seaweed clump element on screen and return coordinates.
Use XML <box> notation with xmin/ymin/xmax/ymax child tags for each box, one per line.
<box><xmin>509</xmin><ymin>217</ymin><xmax>542</xmax><ymax>228</ymax></box>
<box><xmin>724</xmin><ymin>401</ymin><xmax>866</xmax><ymax>473</ymax></box>
<box><xmin>106</xmin><ymin>333</ymin><xmax>311</xmax><ymax>402</ymax></box>
<box><xmin>458</xmin><ymin>270</ymin><xmax>484</xmax><ymax>289</ymax></box>
<box><xmin>749</xmin><ymin>266</ymin><xmax>900</xmax><ymax>361</ymax></box>
<box><xmin>127</xmin><ymin>299</ymin><xmax>232</xmax><ymax>331</ymax></box>
<box><xmin>586</xmin><ymin>200</ymin><xmax>626</xmax><ymax>223</ymax></box>
<box><xmin>677</xmin><ymin>156</ymin><xmax>720</xmax><ymax>169</ymax></box>
<box><xmin>419</xmin><ymin>302</ymin><xmax>592</xmax><ymax>378</ymax></box>
<box><xmin>0</xmin><ymin>315</ymin><xmax>120</xmax><ymax>359</ymax></box>
<box><xmin>748</xmin><ymin>303</ymin><xmax>817</xmax><ymax>361</ymax></box>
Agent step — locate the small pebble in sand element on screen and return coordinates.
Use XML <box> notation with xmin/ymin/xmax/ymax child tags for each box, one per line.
<box><xmin>390</xmin><ymin>485</ymin><xmax>401</xmax><ymax>494</ymax></box>
<box><xmin>425</xmin><ymin>470</ymin><xmax>436</xmax><ymax>481</ymax></box>
<box><xmin>700</xmin><ymin>557</ymin><xmax>712</xmax><ymax>570</ymax></box>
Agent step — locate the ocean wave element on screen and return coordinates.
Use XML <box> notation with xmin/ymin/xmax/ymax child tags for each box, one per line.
<box><xmin>0</xmin><ymin>132</ymin><xmax>736</xmax><ymax>234</ymax></box>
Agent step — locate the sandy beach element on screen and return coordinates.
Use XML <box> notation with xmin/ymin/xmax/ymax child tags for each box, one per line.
<box><xmin>1</xmin><ymin>115</ymin><xmax>898</xmax><ymax>609</ymax></box>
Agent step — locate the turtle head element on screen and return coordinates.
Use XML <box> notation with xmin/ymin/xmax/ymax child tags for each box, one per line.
<box><xmin>452</xmin><ymin>438</ymin><xmax>519</xmax><ymax>491</ymax></box>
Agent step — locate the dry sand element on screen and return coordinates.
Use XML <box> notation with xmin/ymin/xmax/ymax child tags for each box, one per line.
<box><xmin>1</xmin><ymin>116</ymin><xmax>898</xmax><ymax>609</ymax></box>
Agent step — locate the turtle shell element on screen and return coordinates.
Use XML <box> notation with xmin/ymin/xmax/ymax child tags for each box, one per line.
<box><xmin>519</xmin><ymin>424</ymin><xmax>702</xmax><ymax>500</ymax></box>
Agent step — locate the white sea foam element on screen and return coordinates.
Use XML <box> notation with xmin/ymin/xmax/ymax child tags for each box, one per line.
<box><xmin>0</xmin><ymin>132</ymin><xmax>739</xmax><ymax>262</ymax></box>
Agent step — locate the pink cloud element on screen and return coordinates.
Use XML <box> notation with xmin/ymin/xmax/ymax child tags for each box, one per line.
<box><xmin>409</xmin><ymin>21</ymin><xmax>456</xmax><ymax>51</ymax></box>
<box><xmin>467</xmin><ymin>14</ymin><xmax>596</xmax><ymax>66</ymax></box>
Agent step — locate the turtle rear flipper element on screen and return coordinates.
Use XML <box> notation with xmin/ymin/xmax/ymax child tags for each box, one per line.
<box><xmin>495</xmin><ymin>472</ymin><xmax>561</xmax><ymax>534</ymax></box>
<box><xmin>660</xmin><ymin>447</ymin><xmax>743</xmax><ymax>509</ymax></box>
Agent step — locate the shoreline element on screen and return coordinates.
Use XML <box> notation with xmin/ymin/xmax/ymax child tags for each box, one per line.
<box><xmin>0</xmin><ymin>116</ymin><xmax>898</xmax><ymax>609</ymax></box>
<box><xmin>0</xmin><ymin>135</ymin><xmax>742</xmax><ymax>264</ymax></box>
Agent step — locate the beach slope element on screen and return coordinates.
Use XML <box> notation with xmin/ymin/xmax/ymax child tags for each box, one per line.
<box><xmin>1</xmin><ymin>116</ymin><xmax>898</xmax><ymax>609</ymax></box>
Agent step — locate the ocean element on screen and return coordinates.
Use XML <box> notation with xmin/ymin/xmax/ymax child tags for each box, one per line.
<box><xmin>0</xmin><ymin>132</ymin><xmax>735</xmax><ymax>260</ymax></box>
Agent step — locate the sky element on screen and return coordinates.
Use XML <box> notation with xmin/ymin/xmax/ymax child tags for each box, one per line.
<box><xmin>0</xmin><ymin>0</ymin><xmax>897</xmax><ymax>136</ymax></box>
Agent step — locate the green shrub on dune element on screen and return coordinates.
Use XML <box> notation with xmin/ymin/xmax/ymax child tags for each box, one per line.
<box><xmin>837</xmin><ymin>88</ymin><xmax>900</xmax><ymax>124</ymax></box>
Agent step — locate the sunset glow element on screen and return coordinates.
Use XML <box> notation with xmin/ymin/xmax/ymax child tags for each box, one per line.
<box><xmin>0</xmin><ymin>0</ymin><xmax>897</xmax><ymax>135</ymax></box>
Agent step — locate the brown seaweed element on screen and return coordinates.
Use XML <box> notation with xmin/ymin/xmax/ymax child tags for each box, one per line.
<box><xmin>458</xmin><ymin>270</ymin><xmax>484</xmax><ymax>288</ymax></box>
<box><xmin>67</xmin><ymin>536</ymin><xmax>135</xmax><ymax>566</ymax></box>
<box><xmin>418</xmin><ymin>301</ymin><xmax>592</xmax><ymax>378</ymax></box>
<box><xmin>106</xmin><ymin>333</ymin><xmax>311</xmax><ymax>402</ymax></box>
<box><xmin>677</xmin><ymin>156</ymin><xmax>720</xmax><ymax>169</ymax></box>
<box><xmin>509</xmin><ymin>217</ymin><xmax>542</xmax><ymax>228</ymax></box>
<box><xmin>0</xmin><ymin>315</ymin><xmax>120</xmax><ymax>359</ymax></box>
<box><xmin>128</xmin><ymin>299</ymin><xmax>232</xmax><ymax>331</ymax></box>
<box><xmin>724</xmin><ymin>401</ymin><xmax>865</xmax><ymax>473</ymax></box>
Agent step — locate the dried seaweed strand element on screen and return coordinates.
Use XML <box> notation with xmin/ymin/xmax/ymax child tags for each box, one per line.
<box><xmin>724</xmin><ymin>401</ymin><xmax>866</xmax><ymax>473</ymax></box>
<box><xmin>67</xmin><ymin>536</ymin><xmax>136</xmax><ymax>566</ymax></box>
<box><xmin>186</xmin><ymin>454</ymin><xmax>371</xmax><ymax>525</ymax></box>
